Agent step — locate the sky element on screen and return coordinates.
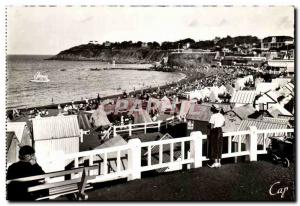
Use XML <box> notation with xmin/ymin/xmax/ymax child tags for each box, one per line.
<box><xmin>7</xmin><ymin>6</ymin><xmax>294</xmax><ymax>55</ymax></box>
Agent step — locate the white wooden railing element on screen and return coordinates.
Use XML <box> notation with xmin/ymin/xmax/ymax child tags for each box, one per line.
<box><xmin>62</xmin><ymin>127</ymin><xmax>294</xmax><ymax>184</ymax></box>
<box><xmin>102</xmin><ymin>126</ymin><xmax>113</xmax><ymax>140</ymax></box>
<box><xmin>112</xmin><ymin>116</ymin><xmax>178</xmax><ymax>137</ymax></box>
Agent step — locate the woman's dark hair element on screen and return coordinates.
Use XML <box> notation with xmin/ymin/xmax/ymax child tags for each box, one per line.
<box><xmin>211</xmin><ymin>106</ymin><xmax>219</xmax><ymax>114</ymax></box>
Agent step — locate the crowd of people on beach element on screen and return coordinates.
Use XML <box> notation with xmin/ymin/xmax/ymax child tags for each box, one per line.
<box><xmin>7</xmin><ymin>64</ymin><xmax>260</xmax><ymax>123</ymax></box>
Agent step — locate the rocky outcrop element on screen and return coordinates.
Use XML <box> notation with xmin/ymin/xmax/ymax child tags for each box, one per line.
<box><xmin>167</xmin><ymin>52</ymin><xmax>217</xmax><ymax>67</ymax></box>
<box><xmin>49</xmin><ymin>43</ymin><xmax>217</xmax><ymax>67</ymax></box>
<box><xmin>48</xmin><ymin>44</ymin><xmax>168</xmax><ymax>64</ymax></box>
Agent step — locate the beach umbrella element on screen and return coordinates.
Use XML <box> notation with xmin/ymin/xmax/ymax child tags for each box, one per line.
<box><xmin>90</xmin><ymin>105</ymin><xmax>111</xmax><ymax>127</ymax></box>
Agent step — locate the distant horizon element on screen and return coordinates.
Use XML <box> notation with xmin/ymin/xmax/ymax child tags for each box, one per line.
<box><xmin>7</xmin><ymin>6</ymin><xmax>294</xmax><ymax>55</ymax></box>
<box><xmin>6</xmin><ymin>34</ymin><xmax>295</xmax><ymax>55</ymax></box>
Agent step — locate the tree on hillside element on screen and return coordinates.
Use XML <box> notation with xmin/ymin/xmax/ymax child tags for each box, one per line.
<box><xmin>136</xmin><ymin>41</ymin><xmax>143</xmax><ymax>48</ymax></box>
<box><xmin>147</xmin><ymin>41</ymin><xmax>160</xmax><ymax>49</ymax></box>
<box><xmin>161</xmin><ymin>41</ymin><xmax>176</xmax><ymax>50</ymax></box>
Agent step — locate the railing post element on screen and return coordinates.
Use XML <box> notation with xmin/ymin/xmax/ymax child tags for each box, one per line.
<box><xmin>248</xmin><ymin>126</ymin><xmax>258</xmax><ymax>161</ymax></box>
<box><xmin>113</xmin><ymin>126</ymin><xmax>116</xmax><ymax>137</ymax></box>
<box><xmin>80</xmin><ymin>129</ymin><xmax>84</xmax><ymax>143</ymax></box>
<box><xmin>144</xmin><ymin>123</ymin><xmax>147</xmax><ymax>134</ymax></box>
<box><xmin>190</xmin><ymin>131</ymin><xmax>203</xmax><ymax>168</ymax></box>
<box><xmin>129</xmin><ymin>123</ymin><xmax>132</xmax><ymax>136</ymax></box>
<box><xmin>127</xmin><ymin>138</ymin><xmax>142</xmax><ymax>181</ymax></box>
<box><xmin>157</xmin><ymin>120</ymin><xmax>161</xmax><ymax>132</ymax></box>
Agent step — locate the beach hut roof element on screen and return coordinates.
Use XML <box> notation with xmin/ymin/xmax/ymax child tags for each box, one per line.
<box><xmin>230</xmin><ymin>90</ymin><xmax>257</xmax><ymax>104</ymax></box>
<box><xmin>202</xmin><ymin>103</ymin><xmax>232</xmax><ymax>113</ymax></box>
<box><xmin>6</xmin><ymin>131</ymin><xmax>18</xmax><ymax>151</ymax></box>
<box><xmin>232</xmin><ymin>104</ymin><xmax>256</xmax><ymax>120</ymax></box>
<box><xmin>222</xmin><ymin>112</ymin><xmax>242</xmax><ymax>133</ymax></box>
<box><xmin>262</xmin><ymin>117</ymin><xmax>291</xmax><ymax>126</ymax></box>
<box><xmin>6</xmin><ymin>122</ymin><xmax>27</xmax><ymax>142</ymax></box>
<box><xmin>140</xmin><ymin>133</ymin><xmax>181</xmax><ymax>173</ymax></box>
<box><xmin>255</xmin><ymin>91</ymin><xmax>278</xmax><ymax>104</ymax></box>
<box><xmin>94</xmin><ymin>135</ymin><xmax>128</xmax><ymax>172</ymax></box>
<box><xmin>265</xmin><ymin>90</ymin><xmax>281</xmax><ymax>102</ymax></box>
<box><xmin>6</xmin><ymin>131</ymin><xmax>20</xmax><ymax>165</ymax></box>
<box><xmin>233</xmin><ymin>119</ymin><xmax>288</xmax><ymax>146</ymax></box>
<box><xmin>267</xmin><ymin>104</ymin><xmax>293</xmax><ymax>117</ymax></box>
<box><xmin>256</xmin><ymin>82</ymin><xmax>279</xmax><ymax>93</ymax></box>
<box><xmin>279</xmin><ymin>82</ymin><xmax>294</xmax><ymax>97</ymax></box>
<box><xmin>95</xmin><ymin>135</ymin><xmax>127</xmax><ymax>158</ymax></box>
<box><xmin>271</xmin><ymin>78</ymin><xmax>291</xmax><ymax>87</ymax></box>
<box><xmin>186</xmin><ymin>104</ymin><xmax>212</xmax><ymax>122</ymax></box>
<box><xmin>32</xmin><ymin>115</ymin><xmax>81</xmax><ymax>141</ymax></box>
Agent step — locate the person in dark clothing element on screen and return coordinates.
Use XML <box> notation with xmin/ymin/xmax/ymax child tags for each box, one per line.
<box><xmin>7</xmin><ymin>145</ymin><xmax>46</xmax><ymax>201</ymax></box>
<box><xmin>207</xmin><ymin>105</ymin><xmax>225</xmax><ymax>168</ymax></box>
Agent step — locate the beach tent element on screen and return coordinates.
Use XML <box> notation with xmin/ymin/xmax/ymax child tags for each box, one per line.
<box><xmin>225</xmin><ymin>84</ymin><xmax>235</xmax><ymax>96</ymax></box>
<box><xmin>91</xmin><ymin>105</ymin><xmax>111</xmax><ymax>127</ymax></box>
<box><xmin>132</xmin><ymin>109</ymin><xmax>153</xmax><ymax>124</ymax></box>
<box><xmin>209</xmin><ymin>90</ymin><xmax>220</xmax><ymax>102</ymax></box>
<box><xmin>235</xmin><ymin>78</ymin><xmax>246</xmax><ymax>90</ymax></box>
<box><xmin>102</xmin><ymin>99</ymin><xmax>115</xmax><ymax>105</ymax></box>
<box><xmin>146</xmin><ymin>97</ymin><xmax>160</xmax><ymax>112</ymax></box>
<box><xmin>179</xmin><ymin>100</ymin><xmax>192</xmax><ymax>118</ymax></box>
<box><xmin>244</xmin><ymin>75</ymin><xmax>253</xmax><ymax>83</ymax></box>
<box><xmin>200</xmin><ymin>87</ymin><xmax>211</xmax><ymax>98</ymax></box>
<box><xmin>160</xmin><ymin>96</ymin><xmax>173</xmax><ymax>113</ymax></box>
<box><xmin>103</xmin><ymin>103</ymin><xmax>116</xmax><ymax>114</ymax></box>
<box><xmin>114</xmin><ymin>98</ymin><xmax>136</xmax><ymax>113</ymax></box>
<box><xmin>6</xmin><ymin>132</ymin><xmax>20</xmax><ymax>166</ymax></box>
<box><xmin>77</xmin><ymin>111</ymin><xmax>92</xmax><ymax>131</ymax></box>
<box><xmin>189</xmin><ymin>90</ymin><xmax>203</xmax><ymax>100</ymax></box>
<box><xmin>210</xmin><ymin>86</ymin><xmax>221</xmax><ymax>95</ymax></box>
<box><xmin>218</xmin><ymin>85</ymin><xmax>227</xmax><ymax>94</ymax></box>
<box><xmin>6</xmin><ymin>122</ymin><xmax>32</xmax><ymax>147</ymax></box>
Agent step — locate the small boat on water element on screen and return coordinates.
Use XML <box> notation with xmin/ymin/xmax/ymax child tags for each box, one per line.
<box><xmin>90</xmin><ymin>68</ymin><xmax>103</xmax><ymax>71</ymax></box>
<box><xmin>30</xmin><ymin>72</ymin><xmax>50</xmax><ymax>83</ymax></box>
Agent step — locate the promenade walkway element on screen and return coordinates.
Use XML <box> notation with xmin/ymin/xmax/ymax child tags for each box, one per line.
<box><xmin>58</xmin><ymin>161</ymin><xmax>295</xmax><ymax>201</ymax></box>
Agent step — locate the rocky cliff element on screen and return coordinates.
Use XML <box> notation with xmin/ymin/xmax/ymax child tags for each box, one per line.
<box><xmin>49</xmin><ymin>43</ymin><xmax>217</xmax><ymax>67</ymax></box>
<box><xmin>49</xmin><ymin>44</ymin><xmax>168</xmax><ymax>64</ymax></box>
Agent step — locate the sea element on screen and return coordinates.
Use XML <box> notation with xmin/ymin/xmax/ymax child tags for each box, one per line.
<box><xmin>6</xmin><ymin>55</ymin><xmax>186</xmax><ymax>109</ymax></box>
